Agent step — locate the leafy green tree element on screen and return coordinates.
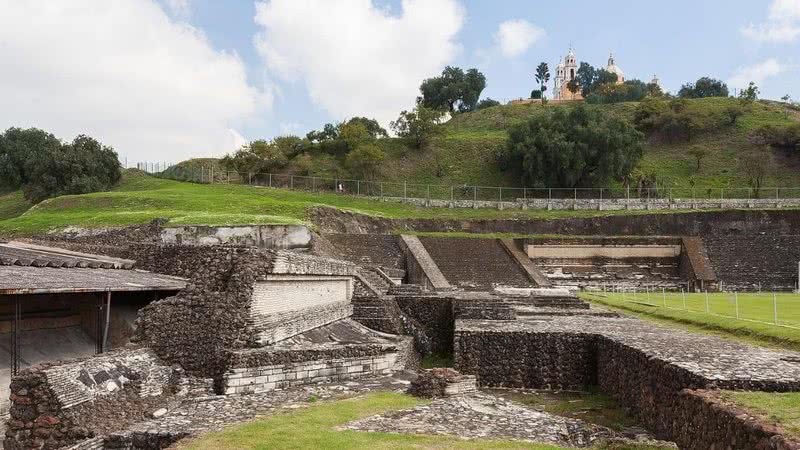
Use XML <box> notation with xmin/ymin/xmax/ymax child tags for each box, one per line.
<box><xmin>530</xmin><ymin>90</ymin><xmax>542</xmax><ymax>100</ymax></box>
<box><xmin>575</xmin><ymin>63</ymin><xmax>596</xmax><ymax>97</ymax></box>
<box><xmin>501</xmin><ymin>105</ymin><xmax>644</xmax><ymax>187</ymax></box>
<box><xmin>306</xmin><ymin>123</ymin><xmax>339</xmax><ymax>143</ymax></box>
<box><xmin>646</xmin><ymin>81</ymin><xmax>664</xmax><ymax>97</ymax></box>
<box><xmin>740</xmin><ymin>149</ymin><xmax>772</xmax><ymax>197</ymax></box>
<box><xmin>566</xmin><ymin>78</ymin><xmax>581</xmax><ymax>99</ymax></box>
<box><xmin>21</xmin><ymin>135</ymin><xmax>122</xmax><ymax>203</ymax></box>
<box><xmin>687</xmin><ymin>146</ymin><xmax>708</xmax><ymax>171</ymax></box>
<box><xmin>678</xmin><ymin>77</ymin><xmax>729</xmax><ymax>98</ymax></box>
<box><xmin>343</xmin><ymin>117</ymin><xmax>388</xmax><ymax>139</ymax></box>
<box><xmin>220</xmin><ymin>139</ymin><xmax>289</xmax><ymax>174</ymax></box>
<box><xmin>419</xmin><ymin>66</ymin><xmax>486</xmax><ymax>113</ymax></box>
<box><xmin>585</xmin><ymin>79</ymin><xmax>648</xmax><ymax>104</ymax></box>
<box><xmin>476</xmin><ymin>98</ymin><xmax>501</xmax><ymax>110</ymax></box>
<box><xmin>338</xmin><ymin>121</ymin><xmax>371</xmax><ymax>150</ymax></box>
<box><xmin>0</xmin><ymin>128</ymin><xmax>121</xmax><ymax>203</ymax></box>
<box><xmin>0</xmin><ymin>127</ymin><xmax>62</xmax><ymax>190</ymax></box>
<box><xmin>739</xmin><ymin>82</ymin><xmax>760</xmax><ymax>101</ymax></box>
<box><xmin>534</xmin><ymin>62</ymin><xmax>550</xmax><ymax>103</ymax></box>
<box><xmin>346</xmin><ymin>143</ymin><xmax>386</xmax><ymax>180</ymax></box>
<box><xmin>390</xmin><ymin>106</ymin><xmax>446</xmax><ymax>149</ymax></box>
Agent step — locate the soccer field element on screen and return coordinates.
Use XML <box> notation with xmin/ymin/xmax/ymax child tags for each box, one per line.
<box><xmin>582</xmin><ymin>290</ymin><xmax>800</xmax><ymax>329</ymax></box>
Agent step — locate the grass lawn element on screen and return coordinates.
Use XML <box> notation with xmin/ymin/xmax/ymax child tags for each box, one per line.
<box><xmin>581</xmin><ymin>291</ymin><xmax>800</xmax><ymax>351</ymax></box>
<box><xmin>0</xmin><ymin>170</ymin><xmax>733</xmax><ymax>236</ymax></box>
<box><xmin>179</xmin><ymin>392</ymin><xmax>668</xmax><ymax>450</ymax></box>
<box><xmin>720</xmin><ymin>391</ymin><xmax>800</xmax><ymax>439</ymax></box>
<box><xmin>0</xmin><ymin>191</ymin><xmax>31</xmax><ymax>221</ymax></box>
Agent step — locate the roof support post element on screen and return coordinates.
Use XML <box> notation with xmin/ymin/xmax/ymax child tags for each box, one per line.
<box><xmin>102</xmin><ymin>291</ymin><xmax>111</xmax><ymax>353</ymax></box>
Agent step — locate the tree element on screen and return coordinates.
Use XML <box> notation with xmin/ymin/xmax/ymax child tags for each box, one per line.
<box><xmin>476</xmin><ymin>98</ymin><xmax>501</xmax><ymax>110</ymax></box>
<box><xmin>739</xmin><ymin>82</ymin><xmax>760</xmax><ymax>101</ymax></box>
<box><xmin>220</xmin><ymin>139</ymin><xmax>289</xmax><ymax>174</ymax></box>
<box><xmin>306</xmin><ymin>123</ymin><xmax>339</xmax><ymax>143</ymax></box>
<box><xmin>535</xmin><ymin>62</ymin><xmax>550</xmax><ymax>103</ymax></box>
<box><xmin>678</xmin><ymin>77</ymin><xmax>729</xmax><ymax>98</ymax></box>
<box><xmin>501</xmin><ymin>105</ymin><xmax>644</xmax><ymax>187</ymax></box>
<box><xmin>575</xmin><ymin>63</ymin><xmax>596</xmax><ymax>97</ymax></box>
<box><xmin>740</xmin><ymin>149</ymin><xmax>772</xmax><ymax>198</ymax></box>
<box><xmin>0</xmin><ymin>128</ymin><xmax>121</xmax><ymax>203</ymax></box>
<box><xmin>390</xmin><ymin>106</ymin><xmax>446</xmax><ymax>149</ymax></box>
<box><xmin>342</xmin><ymin>117</ymin><xmax>388</xmax><ymax>139</ymax></box>
<box><xmin>566</xmin><ymin>78</ymin><xmax>580</xmax><ymax>99</ymax></box>
<box><xmin>338</xmin><ymin>121</ymin><xmax>371</xmax><ymax>150</ymax></box>
<box><xmin>646</xmin><ymin>82</ymin><xmax>664</xmax><ymax>97</ymax></box>
<box><xmin>530</xmin><ymin>90</ymin><xmax>542</xmax><ymax>100</ymax></box>
<box><xmin>687</xmin><ymin>146</ymin><xmax>708</xmax><ymax>172</ymax></box>
<box><xmin>781</xmin><ymin>94</ymin><xmax>792</xmax><ymax>103</ymax></box>
<box><xmin>346</xmin><ymin>143</ymin><xmax>385</xmax><ymax>180</ymax></box>
<box><xmin>419</xmin><ymin>66</ymin><xmax>486</xmax><ymax>113</ymax></box>
<box><xmin>585</xmin><ymin>79</ymin><xmax>648</xmax><ymax>104</ymax></box>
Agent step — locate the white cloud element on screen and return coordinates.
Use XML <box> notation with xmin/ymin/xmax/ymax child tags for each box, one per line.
<box><xmin>254</xmin><ymin>0</ymin><xmax>465</xmax><ymax>127</ymax></box>
<box><xmin>0</xmin><ymin>1</ymin><xmax>267</xmax><ymax>162</ymax></box>
<box><xmin>164</xmin><ymin>0</ymin><xmax>191</xmax><ymax>20</ymax></box>
<box><xmin>494</xmin><ymin>19</ymin><xmax>545</xmax><ymax>58</ymax></box>
<box><xmin>728</xmin><ymin>59</ymin><xmax>787</xmax><ymax>89</ymax></box>
<box><xmin>741</xmin><ymin>0</ymin><xmax>800</xmax><ymax>43</ymax></box>
<box><xmin>228</xmin><ymin>129</ymin><xmax>249</xmax><ymax>150</ymax></box>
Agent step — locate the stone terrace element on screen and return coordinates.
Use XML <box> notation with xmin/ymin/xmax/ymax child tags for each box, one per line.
<box><xmin>418</xmin><ymin>237</ymin><xmax>532</xmax><ymax>291</ymax></box>
<box><xmin>324</xmin><ymin>234</ymin><xmax>406</xmax><ymax>270</ymax></box>
<box><xmin>704</xmin><ymin>233</ymin><xmax>800</xmax><ymax>290</ymax></box>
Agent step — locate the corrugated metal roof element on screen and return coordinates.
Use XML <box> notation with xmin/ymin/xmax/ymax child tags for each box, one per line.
<box><xmin>0</xmin><ymin>266</ymin><xmax>186</xmax><ymax>294</ymax></box>
<box><xmin>0</xmin><ymin>241</ymin><xmax>135</xmax><ymax>269</ymax></box>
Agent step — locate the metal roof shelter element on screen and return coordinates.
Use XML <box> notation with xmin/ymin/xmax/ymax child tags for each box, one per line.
<box><xmin>0</xmin><ymin>241</ymin><xmax>187</xmax><ymax>375</ymax></box>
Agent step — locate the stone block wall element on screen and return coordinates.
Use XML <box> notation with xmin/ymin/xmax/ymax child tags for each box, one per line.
<box><xmin>453</xmin><ymin>330</ymin><xmax>597</xmax><ymax>389</ymax></box>
<box><xmin>4</xmin><ymin>348</ymin><xmax>182</xmax><ymax>450</ymax></box>
<box><xmin>160</xmin><ymin>224</ymin><xmax>312</xmax><ymax>249</ymax></box>
<box><xmin>397</xmin><ymin>235</ymin><xmax>451</xmax><ymax>291</ymax></box>
<box><xmin>704</xmin><ymin>233</ymin><xmax>800</xmax><ymax>290</ymax></box>
<box><xmin>395</xmin><ymin>296</ymin><xmax>454</xmax><ymax>355</ymax></box>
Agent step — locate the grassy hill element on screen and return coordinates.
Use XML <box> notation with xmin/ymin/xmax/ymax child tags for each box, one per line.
<box><xmin>0</xmin><ymin>170</ymin><xmax>709</xmax><ymax>236</ymax></box>
<box><xmin>164</xmin><ymin>98</ymin><xmax>800</xmax><ymax>191</ymax></box>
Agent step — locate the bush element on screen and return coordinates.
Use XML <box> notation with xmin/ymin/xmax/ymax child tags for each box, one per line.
<box><xmin>749</xmin><ymin>123</ymin><xmax>800</xmax><ymax>150</ymax></box>
<box><xmin>585</xmin><ymin>79</ymin><xmax>648</xmax><ymax>104</ymax></box>
<box><xmin>501</xmin><ymin>105</ymin><xmax>644</xmax><ymax>187</ymax></box>
<box><xmin>678</xmin><ymin>77</ymin><xmax>729</xmax><ymax>98</ymax></box>
<box><xmin>0</xmin><ymin>128</ymin><xmax>121</xmax><ymax>203</ymax></box>
<box><xmin>390</xmin><ymin>106</ymin><xmax>446</xmax><ymax>149</ymax></box>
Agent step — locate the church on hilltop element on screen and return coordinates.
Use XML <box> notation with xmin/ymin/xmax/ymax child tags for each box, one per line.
<box><xmin>553</xmin><ymin>48</ymin><xmax>625</xmax><ymax>101</ymax></box>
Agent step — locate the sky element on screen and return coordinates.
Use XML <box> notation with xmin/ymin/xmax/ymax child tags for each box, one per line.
<box><xmin>0</xmin><ymin>0</ymin><xmax>798</xmax><ymax>164</ymax></box>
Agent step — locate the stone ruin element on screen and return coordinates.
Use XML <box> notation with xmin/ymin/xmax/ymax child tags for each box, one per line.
<box><xmin>4</xmin><ymin>217</ymin><xmax>800</xmax><ymax>449</ymax></box>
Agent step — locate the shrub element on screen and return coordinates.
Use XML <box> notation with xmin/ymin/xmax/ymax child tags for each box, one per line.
<box><xmin>501</xmin><ymin>105</ymin><xmax>644</xmax><ymax>187</ymax></box>
<box><xmin>0</xmin><ymin>128</ymin><xmax>121</xmax><ymax>203</ymax></box>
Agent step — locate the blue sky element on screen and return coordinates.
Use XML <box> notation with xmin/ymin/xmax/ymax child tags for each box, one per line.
<box><xmin>0</xmin><ymin>0</ymin><xmax>797</xmax><ymax>161</ymax></box>
<box><xmin>185</xmin><ymin>0</ymin><xmax>799</xmax><ymax>149</ymax></box>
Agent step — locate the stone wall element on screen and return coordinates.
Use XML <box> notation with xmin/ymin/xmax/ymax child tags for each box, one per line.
<box><xmin>453</xmin><ymin>330</ymin><xmax>597</xmax><ymax>389</ymax></box>
<box><xmin>394</xmin><ymin>296</ymin><xmax>454</xmax><ymax>355</ymax></box>
<box><xmin>704</xmin><ymin>233</ymin><xmax>800</xmax><ymax>290</ymax></box>
<box><xmin>160</xmin><ymin>224</ymin><xmax>312</xmax><ymax>249</ymax></box>
<box><xmin>4</xmin><ymin>348</ymin><xmax>182</xmax><ymax>450</ymax></box>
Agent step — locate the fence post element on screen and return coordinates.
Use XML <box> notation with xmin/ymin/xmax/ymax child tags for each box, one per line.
<box><xmin>381</xmin><ymin>183</ymin><xmax>384</xmax><ymax>200</ymax></box>
<box><xmin>773</xmin><ymin>291</ymin><xmax>778</xmax><ymax>324</ymax></box>
<box><xmin>662</xmin><ymin>288</ymin><xmax>666</xmax><ymax>307</ymax></box>
<box><xmin>499</xmin><ymin>187</ymin><xmax>502</xmax><ymax>203</ymax></box>
<box><xmin>201</xmin><ymin>166</ymin><xmax>204</xmax><ymax>183</ymax></box>
<box><xmin>357</xmin><ymin>180</ymin><xmax>360</xmax><ymax>196</ymax></box>
<box><xmin>735</xmin><ymin>291</ymin><xmax>739</xmax><ymax>319</ymax></box>
<box><xmin>210</xmin><ymin>165</ymin><xmax>214</xmax><ymax>183</ymax></box>
<box><xmin>404</xmin><ymin>182</ymin><xmax>407</xmax><ymax>201</ymax></box>
<box><xmin>227</xmin><ymin>171</ymin><xmax>230</xmax><ymax>184</ymax></box>
<box><xmin>682</xmin><ymin>289</ymin><xmax>686</xmax><ymax>310</ymax></box>
<box><xmin>312</xmin><ymin>177</ymin><xmax>316</xmax><ymax>192</ymax></box>
<box><xmin>269</xmin><ymin>173</ymin><xmax>272</xmax><ymax>188</ymax></box>
<box><xmin>248</xmin><ymin>172</ymin><xmax>252</xmax><ymax>185</ymax></box>
<box><xmin>474</xmin><ymin>186</ymin><xmax>477</xmax><ymax>202</ymax></box>
<box><xmin>451</xmin><ymin>186</ymin><xmax>454</xmax><ymax>202</ymax></box>
<box><xmin>705</xmin><ymin>290</ymin><xmax>709</xmax><ymax>314</ymax></box>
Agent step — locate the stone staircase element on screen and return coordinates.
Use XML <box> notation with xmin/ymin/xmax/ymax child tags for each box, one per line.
<box><xmin>387</xmin><ymin>284</ymin><xmax>426</xmax><ymax>296</ymax></box>
<box><xmin>508</xmin><ymin>294</ymin><xmax>590</xmax><ymax>310</ymax></box>
<box><xmin>358</xmin><ymin>267</ymin><xmax>393</xmax><ymax>295</ymax></box>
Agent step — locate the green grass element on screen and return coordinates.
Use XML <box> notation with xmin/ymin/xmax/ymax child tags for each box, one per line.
<box><xmin>581</xmin><ymin>291</ymin><xmax>800</xmax><ymax>351</ymax></box>
<box><xmin>720</xmin><ymin>391</ymin><xmax>800</xmax><ymax>439</ymax></box>
<box><xmin>179</xmin><ymin>392</ymin><xmax>667</xmax><ymax>450</ymax></box>
<box><xmin>161</xmin><ymin>98</ymin><xmax>800</xmax><ymax>192</ymax></box>
<box><xmin>0</xmin><ymin>191</ymin><xmax>31</xmax><ymax>221</ymax></box>
<box><xmin>0</xmin><ymin>170</ymin><xmax>745</xmax><ymax>236</ymax></box>
<box><xmin>493</xmin><ymin>388</ymin><xmax>640</xmax><ymax>432</ymax></box>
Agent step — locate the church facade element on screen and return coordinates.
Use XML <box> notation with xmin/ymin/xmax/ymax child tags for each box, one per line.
<box><xmin>553</xmin><ymin>48</ymin><xmax>625</xmax><ymax>101</ymax></box>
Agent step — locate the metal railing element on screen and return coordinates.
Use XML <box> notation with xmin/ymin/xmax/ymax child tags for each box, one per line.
<box><xmin>129</xmin><ymin>162</ymin><xmax>800</xmax><ymax>203</ymax></box>
<box><xmin>585</xmin><ymin>285</ymin><xmax>800</xmax><ymax>330</ymax></box>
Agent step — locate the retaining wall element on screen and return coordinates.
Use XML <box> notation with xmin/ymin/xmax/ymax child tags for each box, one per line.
<box><xmin>160</xmin><ymin>225</ymin><xmax>312</xmax><ymax>249</ymax></box>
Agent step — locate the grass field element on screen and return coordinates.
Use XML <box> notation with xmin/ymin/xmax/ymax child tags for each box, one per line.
<box><xmin>0</xmin><ymin>191</ymin><xmax>31</xmax><ymax>221</ymax></box>
<box><xmin>0</xmin><ymin>170</ymin><xmax>725</xmax><ymax>236</ymax></box>
<box><xmin>720</xmin><ymin>391</ymin><xmax>800</xmax><ymax>440</ymax></box>
<box><xmin>581</xmin><ymin>291</ymin><xmax>800</xmax><ymax>350</ymax></box>
<box><xmin>179</xmin><ymin>392</ymin><xmax>669</xmax><ymax>450</ymax></box>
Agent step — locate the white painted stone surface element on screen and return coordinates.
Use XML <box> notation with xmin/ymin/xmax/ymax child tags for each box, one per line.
<box><xmin>251</xmin><ymin>276</ymin><xmax>351</xmax><ymax>316</ymax></box>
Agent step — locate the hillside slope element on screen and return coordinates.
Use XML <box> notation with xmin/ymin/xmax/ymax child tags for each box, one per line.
<box><xmin>0</xmin><ymin>170</ymin><xmax>711</xmax><ymax>236</ymax></box>
<box><xmin>167</xmin><ymin>98</ymin><xmax>800</xmax><ymax>190</ymax></box>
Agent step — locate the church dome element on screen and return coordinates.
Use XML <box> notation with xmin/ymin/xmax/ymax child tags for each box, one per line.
<box><xmin>606</xmin><ymin>53</ymin><xmax>624</xmax><ymax>83</ymax></box>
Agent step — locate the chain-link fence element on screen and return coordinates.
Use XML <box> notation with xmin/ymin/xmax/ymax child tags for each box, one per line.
<box><xmin>131</xmin><ymin>163</ymin><xmax>800</xmax><ymax>203</ymax></box>
<box><xmin>584</xmin><ymin>286</ymin><xmax>800</xmax><ymax>330</ymax></box>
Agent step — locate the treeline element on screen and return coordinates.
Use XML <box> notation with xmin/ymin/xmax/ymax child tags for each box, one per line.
<box><xmin>0</xmin><ymin>128</ymin><xmax>121</xmax><ymax>203</ymax></box>
<box><xmin>221</xmin><ymin>65</ymin><xmax>495</xmax><ymax>179</ymax></box>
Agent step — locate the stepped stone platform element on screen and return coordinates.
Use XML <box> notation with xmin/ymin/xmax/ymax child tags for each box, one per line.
<box><xmin>324</xmin><ymin>234</ymin><xmax>405</xmax><ymax>270</ymax></box>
